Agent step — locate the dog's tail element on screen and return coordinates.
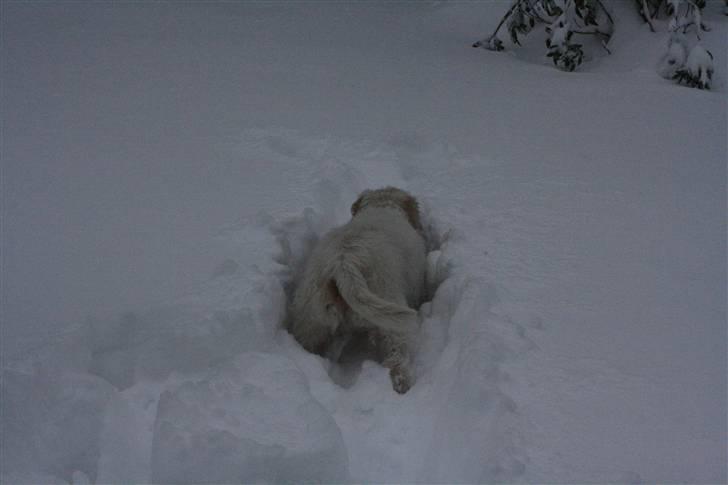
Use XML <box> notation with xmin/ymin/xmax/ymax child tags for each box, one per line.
<box><xmin>332</xmin><ymin>257</ymin><xmax>416</xmax><ymax>335</ymax></box>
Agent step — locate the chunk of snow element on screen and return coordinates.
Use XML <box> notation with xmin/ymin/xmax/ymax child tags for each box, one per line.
<box><xmin>150</xmin><ymin>352</ymin><xmax>349</xmax><ymax>483</ymax></box>
<box><xmin>658</xmin><ymin>35</ymin><xmax>688</xmax><ymax>79</ymax></box>
<box><xmin>684</xmin><ymin>43</ymin><xmax>714</xmax><ymax>88</ymax></box>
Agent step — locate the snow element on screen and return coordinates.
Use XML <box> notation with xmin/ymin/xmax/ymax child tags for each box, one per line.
<box><xmin>658</xmin><ymin>34</ymin><xmax>689</xmax><ymax>79</ymax></box>
<box><xmin>2</xmin><ymin>1</ymin><xmax>726</xmax><ymax>483</ymax></box>
<box><xmin>684</xmin><ymin>43</ymin><xmax>715</xmax><ymax>87</ymax></box>
<box><xmin>150</xmin><ymin>353</ymin><xmax>348</xmax><ymax>484</ymax></box>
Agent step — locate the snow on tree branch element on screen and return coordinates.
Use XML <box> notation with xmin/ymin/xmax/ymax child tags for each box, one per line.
<box><xmin>473</xmin><ymin>0</ymin><xmax>715</xmax><ymax>89</ymax></box>
<box><xmin>473</xmin><ymin>0</ymin><xmax>613</xmax><ymax>72</ymax></box>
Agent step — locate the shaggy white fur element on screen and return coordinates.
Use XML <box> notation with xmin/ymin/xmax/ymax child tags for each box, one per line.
<box><xmin>288</xmin><ymin>187</ymin><xmax>427</xmax><ymax>393</ymax></box>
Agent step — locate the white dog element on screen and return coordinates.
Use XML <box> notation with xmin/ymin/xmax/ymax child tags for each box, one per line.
<box><xmin>289</xmin><ymin>187</ymin><xmax>426</xmax><ymax>393</ymax></box>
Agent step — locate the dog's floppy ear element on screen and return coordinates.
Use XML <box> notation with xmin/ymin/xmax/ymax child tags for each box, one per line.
<box><xmin>401</xmin><ymin>195</ymin><xmax>423</xmax><ymax>231</ymax></box>
<box><xmin>350</xmin><ymin>197</ymin><xmax>362</xmax><ymax>217</ymax></box>
<box><xmin>351</xmin><ymin>190</ymin><xmax>369</xmax><ymax>217</ymax></box>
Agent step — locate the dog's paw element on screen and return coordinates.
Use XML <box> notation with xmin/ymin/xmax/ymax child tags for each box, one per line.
<box><xmin>389</xmin><ymin>366</ymin><xmax>412</xmax><ymax>394</ymax></box>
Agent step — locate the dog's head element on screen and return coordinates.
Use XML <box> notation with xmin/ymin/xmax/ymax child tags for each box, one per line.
<box><xmin>350</xmin><ymin>187</ymin><xmax>423</xmax><ymax>231</ymax></box>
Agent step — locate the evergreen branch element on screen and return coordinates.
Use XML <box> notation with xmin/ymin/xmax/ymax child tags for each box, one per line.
<box><xmin>594</xmin><ymin>0</ymin><xmax>615</xmax><ymax>26</ymax></box>
<box><xmin>486</xmin><ymin>1</ymin><xmax>522</xmax><ymax>42</ymax></box>
<box><xmin>642</xmin><ymin>0</ymin><xmax>657</xmax><ymax>31</ymax></box>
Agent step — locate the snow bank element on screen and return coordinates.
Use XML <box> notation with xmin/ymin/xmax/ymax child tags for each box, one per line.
<box><xmin>418</xmin><ymin>276</ymin><xmax>528</xmax><ymax>482</ymax></box>
<box><xmin>150</xmin><ymin>353</ymin><xmax>348</xmax><ymax>483</ymax></box>
<box><xmin>1</xmin><ymin>369</ymin><xmax>117</xmax><ymax>483</ymax></box>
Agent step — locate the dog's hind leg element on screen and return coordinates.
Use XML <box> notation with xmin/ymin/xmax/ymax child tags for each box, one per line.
<box><xmin>372</xmin><ymin>330</ymin><xmax>413</xmax><ymax>394</ymax></box>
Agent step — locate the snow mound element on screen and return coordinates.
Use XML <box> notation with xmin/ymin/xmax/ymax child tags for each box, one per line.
<box><xmin>150</xmin><ymin>352</ymin><xmax>349</xmax><ymax>483</ymax></box>
<box><xmin>418</xmin><ymin>275</ymin><xmax>527</xmax><ymax>482</ymax></box>
<box><xmin>78</xmin><ymin>219</ymin><xmax>287</xmax><ymax>388</ymax></box>
<box><xmin>1</xmin><ymin>368</ymin><xmax>117</xmax><ymax>483</ymax></box>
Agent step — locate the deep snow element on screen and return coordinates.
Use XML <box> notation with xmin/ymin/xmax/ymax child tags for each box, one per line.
<box><xmin>2</xmin><ymin>1</ymin><xmax>726</xmax><ymax>483</ymax></box>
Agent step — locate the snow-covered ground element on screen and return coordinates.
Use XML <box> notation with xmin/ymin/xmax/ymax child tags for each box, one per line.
<box><xmin>2</xmin><ymin>1</ymin><xmax>725</xmax><ymax>483</ymax></box>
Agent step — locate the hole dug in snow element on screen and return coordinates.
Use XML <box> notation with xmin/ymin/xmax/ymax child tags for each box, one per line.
<box><xmin>272</xmin><ymin>196</ymin><xmax>531</xmax><ymax>481</ymax></box>
<box><xmin>272</xmin><ymin>198</ymin><xmax>453</xmax><ymax>392</ymax></box>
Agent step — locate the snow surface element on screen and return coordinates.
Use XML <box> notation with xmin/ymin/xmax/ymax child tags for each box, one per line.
<box><xmin>2</xmin><ymin>1</ymin><xmax>726</xmax><ymax>483</ymax></box>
